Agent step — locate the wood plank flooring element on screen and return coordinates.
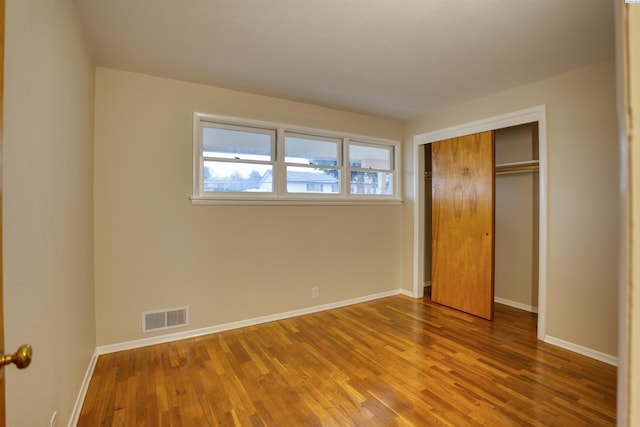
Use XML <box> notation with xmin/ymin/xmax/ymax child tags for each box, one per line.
<box><xmin>78</xmin><ymin>293</ymin><xmax>617</xmax><ymax>426</ymax></box>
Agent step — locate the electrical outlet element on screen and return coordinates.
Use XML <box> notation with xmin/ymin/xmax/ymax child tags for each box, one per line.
<box><xmin>50</xmin><ymin>411</ymin><xmax>57</xmax><ymax>427</ymax></box>
<box><xmin>311</xmin><ymin>287</ymin><xmax>319</xmax><ymax>299</ymax></box>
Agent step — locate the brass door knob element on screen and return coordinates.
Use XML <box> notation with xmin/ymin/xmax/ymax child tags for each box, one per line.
<box><xmin>0</xmin><ymin>344</ymin><xmax>32</xmax><ymax>369</ymax></box>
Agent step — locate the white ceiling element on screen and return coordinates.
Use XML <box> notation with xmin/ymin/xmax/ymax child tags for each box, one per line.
<box><xmin>73</xmin><ymin>0</ymin><xmax>614</xmax><ymax>121</ymax></box>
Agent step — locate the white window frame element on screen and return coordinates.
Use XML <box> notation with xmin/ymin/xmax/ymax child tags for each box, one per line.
<box><xmin>191</xmin><ymin>112</ymin><xmax>402</xmax><ymax>205</ymax></box>
<box><xmin>199</xmin><ymin>122</ymin><xmax>276</xmax><ymax>198</ymax></box>
<box><xmin>346</xmin><ymin>139</ymin><xmax>396</xmax><ymax>198</ymax></box>
<box><xmin>280</xmin><ymin>131</ymin><xmax>343</xmax><ymax>200</ymax></box>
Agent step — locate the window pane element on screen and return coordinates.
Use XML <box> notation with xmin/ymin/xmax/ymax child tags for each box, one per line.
<box><xmin>285</xmin><ymin>134</ymin><xmax>338</xmax><ymax>166</ymax></box>
<box><xmin>349</xmin><ymin>143</ymin><xmax>391</xmax><ymax>170</ymax></box>
<box><xmin>350</xmin><ymin>171</ymin><xmax>392</xmax><ymax>195</ymax></box>
<box><xmin>286</xmin><ymin>166</ymin><xmax>340</xmax><ymax>194</ymax></box>
<box><xmin>203</xmin><ymin>126</ymin><xmax>272</xmax><ymax>161</ymax></box>
<box><xmin>204</xmin><ymin>161</ymin><xmax>272</xmax><ymax>192</ymax></box>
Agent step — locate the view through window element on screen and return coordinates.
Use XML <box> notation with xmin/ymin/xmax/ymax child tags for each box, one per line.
<box><xmin>193</xmin><ymin>114</ymin><xmax>400</xmax><ymax>203</ymax></box>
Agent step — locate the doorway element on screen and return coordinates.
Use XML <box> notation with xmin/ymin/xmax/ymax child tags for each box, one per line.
<box><xmin>412</xmin><ymin>106</ymin><xmax>548</xmax><ymax>340</ymax></box>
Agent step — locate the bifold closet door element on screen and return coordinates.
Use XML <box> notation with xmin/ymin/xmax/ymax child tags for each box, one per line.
<box><xmin>431</xmin><ymin>131</ymin><xmax>495</xmax><ymax>320</ymax></box>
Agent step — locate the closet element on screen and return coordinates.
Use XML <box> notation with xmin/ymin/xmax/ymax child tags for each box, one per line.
<box><xmin>424</xmin><ymin>122</ymin><xmax>539</xmax><ymax>318</ymax></box>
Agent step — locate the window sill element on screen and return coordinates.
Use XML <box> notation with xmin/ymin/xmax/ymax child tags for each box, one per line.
<box><xmin>189</xmin><ymin>196</ymin><xmax>403</xmax><ymax>206</ymax></box>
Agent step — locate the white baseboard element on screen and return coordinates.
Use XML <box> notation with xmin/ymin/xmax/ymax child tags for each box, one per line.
<box><xmin>544</xmin><ymin>335</ymin><xmax>618</xmax><ymax>366</ymax></box>
<box><xmin>494</xmin><ymin>297</ymin><xmax>538</xmax><ymax>313</ymax></box>
<box><xmin>68</xmin><ymin>349</ymin><xmax>99</xmax><ymax>427</ymax></box>
<box><xmin>398</xmin><ymin>289</ymin><xmax>415</xmax><ymax>297</ymax></box>
<box><xmin>423</xmin><ymin>287</ymin><xmax>537</xmax><ymax>313</ymax></box>
<box><xmin>97</xmin><ymin>289</ymin><xmax>405</xmax><ymax>355</ymax></box>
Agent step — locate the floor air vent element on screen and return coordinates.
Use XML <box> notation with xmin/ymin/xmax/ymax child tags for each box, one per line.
<box><xmin>143</xmin><ymin>306</ymin><xmax>189</xmax><ymax>333</ymax></box>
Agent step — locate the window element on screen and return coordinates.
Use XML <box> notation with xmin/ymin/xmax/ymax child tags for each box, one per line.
<box><xmin>284</xmin><ymin>133</ymin><xmax>340</xmax><ymax>195</ymax></box>
<box><xmin>201</xmin><ymin>124</ymin><xmax>275</xmax><ymax>193</ymax></box>
<box><xmin>348</xmin><ymin>142</ymin><xmax>393</xmax><ymax>196</ymax></box>
<box><xmin>192</xmin><ymin>113</ymin><xmax>401</xmax><ymax>204</ymax></box>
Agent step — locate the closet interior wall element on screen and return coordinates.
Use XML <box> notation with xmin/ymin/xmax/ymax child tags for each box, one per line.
<box><xmin>494</xmin><ymin>123</ymin><xmax>539</xmax><ymax>311</ymax></box>
<box><xmin>424</xmin><ymin>123</ymin><xmax>539</xmax><ymax>313</ymax></box>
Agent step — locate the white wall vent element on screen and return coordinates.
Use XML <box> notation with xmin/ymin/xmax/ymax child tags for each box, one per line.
<box><xmin>142</xmin><ymin>306</ymin><xmax>189</xmax><ymax>333</ymax></box>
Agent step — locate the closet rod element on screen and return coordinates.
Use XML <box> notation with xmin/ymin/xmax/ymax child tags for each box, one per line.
<box><xmin>495</xmin><ymin>165</ymin><xmax>539</xmax><ymax>175</ymax></box>
<box><xmin>423</xmin><ymin>165</ymin><xmax>539</xmax><ymax>179</ymax></box>
<box><xmin>496</xmin><ymin>160</ymin><xmax>539</xmax><ymax>168</ymax></box>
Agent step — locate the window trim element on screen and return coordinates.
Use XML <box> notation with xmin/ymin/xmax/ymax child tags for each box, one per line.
<box><xmin>191</xmin><ymin>112</ymin><xmax>402</xmax><ymax>205</ymax></box>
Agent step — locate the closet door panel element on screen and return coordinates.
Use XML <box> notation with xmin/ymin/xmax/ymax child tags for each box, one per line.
<box><xmin>431</xmin><ymin>131</ymin><xmax>495</xmax><ymax>320</ymax></box>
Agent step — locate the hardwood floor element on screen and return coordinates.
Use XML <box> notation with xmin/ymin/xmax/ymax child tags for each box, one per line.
<box><xmin>79</xmin><ymin>293</ymin><xmax>616</xmax><ymax>426</ymax></box>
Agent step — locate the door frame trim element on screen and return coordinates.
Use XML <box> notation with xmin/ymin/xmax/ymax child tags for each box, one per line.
<box><xmin>412</xmin><ymin>105</ymin><xmax>548</xmax><ymax>341</ymax></box>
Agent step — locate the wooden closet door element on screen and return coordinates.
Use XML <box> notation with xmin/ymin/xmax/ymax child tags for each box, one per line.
<box><xmin>431</xmin><ymin>131</ymin><xmax>495</xmax><ymax>320</ymax></box>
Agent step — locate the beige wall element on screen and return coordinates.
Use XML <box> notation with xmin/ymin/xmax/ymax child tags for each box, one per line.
<box><xmin>3</xmin><ymin>0</ymin><xmax>96</xmax><ymax>425</ymax></box>
<box><xmin>93</xmin><ymin>68</ymin><xmax>404</xmax><ymax>346</ymax></box>
<box><xmin>494</xmin><ymin>124</ymin><xmax>539</xmax><ymax>308</ymax></box>
<box><xmin>404</xmin><ymin>60</ymin><xmax>619</xmax><ymax>357</ymax></box>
